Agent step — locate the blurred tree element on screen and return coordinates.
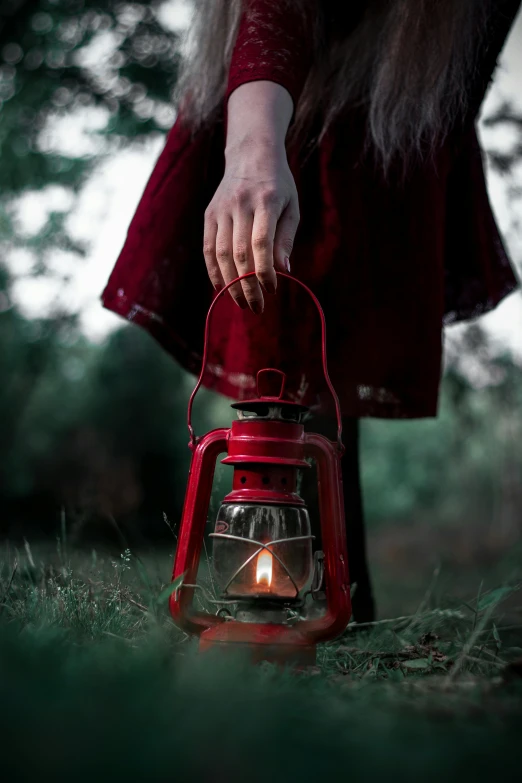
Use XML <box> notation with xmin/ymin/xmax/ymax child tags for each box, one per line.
<box><xmin>0</xmin><ymin>260</ymin><xmax>90</xmax><ymax>534</ymax></box>
<box><xmin>0</xmin><ymin>0</ymin><xmax>180</xmax><ymax>193</ymax></box>
<box><xmin>3</xmin><ymin>250</ymin><xmax>521</xmax><ymax>544</ymax></box>
<box><xmin>0</xmin><ymin>2</ymin><xmax>521</xmax><ymax>552</ymax></box>
<box><xmin>0</xmin><ymin>259</ymin><xmax>229</xmax><ymax>543</ymax></box>
<box><xmin>481</xmin><ymin>100</ymin><xmax>522</xmax><ymax>274</ymax></box>
<box><xmin>0</xmin><ymin>2</ymin><xmax>187</xmax><ymax>543</ymax></box>
<box><xmin>57</xmin><ymin>323</ymin><xmax>230</xmax><ymax>544</ymax></box>
<box><xmin>0</xmin><ymin>1</ymin><xmax>183</xmax><ymax>331</ymax></box>
<box><xmin>61</xmin><ymin>325</ymin><xmax>198</xmax><ymax>543</ymax></box>
<box><xmin>360</xmin><ymin>355</ymin><xmax>522</xmax><ymax>539</ymax></box>
<box><xmin>482</xmin><ymin>102</ymin><xmax>522</xmax><ymax>176</ymax></box>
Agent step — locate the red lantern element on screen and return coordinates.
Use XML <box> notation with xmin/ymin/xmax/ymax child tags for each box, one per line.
<box><xmin>169</xmin><ymin>272</ymin><xmax>351</xmax><ymax>666</ymax></box>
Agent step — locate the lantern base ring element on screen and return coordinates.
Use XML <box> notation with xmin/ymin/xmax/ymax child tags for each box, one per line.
<box><xmin>176</xmin><ymin>582</ymin><xmax>312</xmax><ymax>625</ymax></box>
<box><xmin>236</xmin><ymin>600</ymin><xmax>299</xmax><ymax>625</ymax></box>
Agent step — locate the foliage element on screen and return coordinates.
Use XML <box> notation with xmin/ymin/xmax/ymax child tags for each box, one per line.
<box><xmin>0</xmin><ymin>263</ymin><xmax>230</xmax><ymax>541</ymax></box>
<box><xmin>0</xmin><ymin>0</ymin><xmax>180</xmax><ymax>193</ymax></box>
<box><xmin>0</xmin><ymin>0</ymin><xmax>181</xmax><ymax>278</ymax></box>
<box><xmin>0</xmin><ymin>265</ymin><xmax>89</xmax><ymax>503</ymax></box>
<box><xmin>0</xmin><ymin>2</ymin><xmax>521</xmax><ymax>555</ymax></box>
<box><xmin>1</xmin><ymin>257</ymin><xmax>522</xmax><ymax>544</ymax></box>
<box><xmin>360</xmin><ymin>359</ymin><xmax>522</xmax><ymax>526</ymax></box>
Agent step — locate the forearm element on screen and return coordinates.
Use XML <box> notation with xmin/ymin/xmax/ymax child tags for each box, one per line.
<box><xmin>204</xmin><ymin>0</ymin><xmax>306</xmax><ymax>313</ymax></box>
<box><xmin>224</xmin><ymin>0</ymin><xmax>312</xmax><ymax>148</ymax></box>
<box><xmin>225</xmin><ymin>80</ymin><xmax>294</xmax><ymax>158</ymax></box>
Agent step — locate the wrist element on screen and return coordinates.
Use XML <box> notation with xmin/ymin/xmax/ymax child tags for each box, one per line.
<box><xmin>225</xmin><ymin>134</ymin><xmax>286</xmax><ymax>161</ymax></box>
<box><xmin>225</xmin><ymin>80</ymin><xmax>293</xmax><ymax>157</ymax></box>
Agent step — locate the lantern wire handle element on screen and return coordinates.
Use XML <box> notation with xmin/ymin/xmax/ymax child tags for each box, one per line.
<box><xmin>187</xmin><ymin>271</ymin><xmax>345</xmax><ymax>454</ymax></box>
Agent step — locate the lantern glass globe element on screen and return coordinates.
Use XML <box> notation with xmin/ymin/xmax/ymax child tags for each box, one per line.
<box><xmin>211</xmin><ymin>503</ymin><xmax>314</xmax><ymax>602</ymax></box>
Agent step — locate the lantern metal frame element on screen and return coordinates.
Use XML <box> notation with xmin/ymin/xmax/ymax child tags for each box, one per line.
<box><xmin>169</xmin><ymin>272</ymin><xmax>351</xmax><ymax>665</ymax></box>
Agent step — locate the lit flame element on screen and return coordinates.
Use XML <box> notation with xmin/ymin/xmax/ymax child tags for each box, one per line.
<box><xmin>256</xmin><ymin>550</ymin><xmax>273</xmax><ymax>587</ymax></box>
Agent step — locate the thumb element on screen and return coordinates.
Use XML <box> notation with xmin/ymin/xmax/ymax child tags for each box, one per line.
<box><xmin>274</xmin><ymin>200</ymin><xmax>299</xmax><ymax>273</ymax></box>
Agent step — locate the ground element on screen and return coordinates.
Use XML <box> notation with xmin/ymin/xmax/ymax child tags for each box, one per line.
<box><xmin>0</xmin><ymin>538</ymin><xmax>521</xmax><ymax>782</ymax></box>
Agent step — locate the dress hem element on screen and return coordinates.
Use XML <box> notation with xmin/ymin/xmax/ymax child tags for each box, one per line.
<box><xmin>101</xmin><ymin>289</ymin><xmax>443</xmax><ymax>421</ymax></box>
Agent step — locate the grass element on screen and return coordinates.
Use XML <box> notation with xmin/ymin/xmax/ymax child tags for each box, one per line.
<box><xmin>0</xmin><ymin>539</ymin><xmax>521</xmax><ymax>782</ymax></box>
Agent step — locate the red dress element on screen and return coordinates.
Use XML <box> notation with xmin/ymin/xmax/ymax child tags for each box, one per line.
<box><xmin>101</xmin><ymin>0</ymin><xmax>520</xmax><ymax>419</ymax></box>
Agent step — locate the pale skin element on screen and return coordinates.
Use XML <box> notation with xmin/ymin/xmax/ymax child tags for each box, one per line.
<box><xmin>203</xmin><ymin>81</ymin><xmax>299</xmax><ymax>313</ymax></box>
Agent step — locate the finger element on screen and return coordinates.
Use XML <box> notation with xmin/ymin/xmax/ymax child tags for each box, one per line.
<box><xmin>215</xmin><ymin>214</ymin><xmax>247</xmax><ymax>308</ymax></box>
<box><xmin>273</xmin><ymin>197</ymin><xmax>299</xmax><ymax>273</ymax></box>
<box><xmin>233</xmin><ymin>210</ymin><xmax>264</xmax><ymax>314</ymax></box>
<box><xmin>203</xmin><ymin>208</ymin><xmax>225</xmax><ymax>291</ymax></box>
<box><xmin>251</xmin><ymin>203</ymin><xmax>280</xmax><ymax>295</ymax></box>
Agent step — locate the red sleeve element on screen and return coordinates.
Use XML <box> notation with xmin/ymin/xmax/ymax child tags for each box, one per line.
<box><xmin>225</xmin><ymin>0</ymin><xmax>313</xmax><ymax>111</ymax></box>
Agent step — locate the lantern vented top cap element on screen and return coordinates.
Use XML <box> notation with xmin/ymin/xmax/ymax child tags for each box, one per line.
<box><xmin>230</xmin><ymin>368</ymin><xmax>309</xmax><ymax>416</ymax></box>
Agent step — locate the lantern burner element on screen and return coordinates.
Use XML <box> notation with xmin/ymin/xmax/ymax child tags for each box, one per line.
<box><xmin>235</xmin><ymin>600</ymin><xmax>302</xmax><ymax>625</ymax></box>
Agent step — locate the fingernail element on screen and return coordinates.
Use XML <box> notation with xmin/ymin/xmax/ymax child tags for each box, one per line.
<box><xmin>213</xmin><ymin>283</ymin><xmax>224</xmax><ymax>293</ymax></box>
<box><xmin>262</xmin><ymin>280</ymin><xmax>276</xmax><ymax>295</ymax></box>
<box><xmin>251</xmin><ymin>300</ymin><xmax>264</xmax><ymax>315</ymax></box>
<box><xmin>234</xmin><ymin>296</ymin><xmax>248</xmax><ymax>310</ymax></box>
<box><xmin>284</xmin><ymin>256</ymin><xmax>291</xmax><ymax>273</ymax></box>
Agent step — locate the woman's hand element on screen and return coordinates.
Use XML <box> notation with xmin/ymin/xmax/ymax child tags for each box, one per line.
<box><xmin>203</xmin><ymin>81</ymin><xmax>300</xmax><ymax>313</ymax></box>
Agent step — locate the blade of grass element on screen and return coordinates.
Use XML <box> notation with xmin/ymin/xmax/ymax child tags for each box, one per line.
<box><xmin>0</xmin><ymin>559</ymin><xmax>18</xmax><ymax>615</ymax></box>
<box><xmin>446</xmin><ymin>601</ymin><xmax>499</xmax><ymax>683</ymax></box>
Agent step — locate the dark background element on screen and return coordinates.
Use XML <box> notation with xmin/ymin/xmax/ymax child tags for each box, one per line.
<box><xmin>1</xmin><ymin>1</ymin><xmax>521</xmax><ymax>613</ymax></box>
